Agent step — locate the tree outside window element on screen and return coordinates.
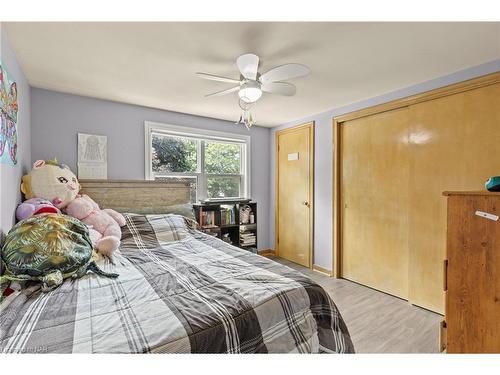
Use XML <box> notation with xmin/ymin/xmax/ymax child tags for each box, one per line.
<box><xmin>151</xmin><ymin>132</ymin><xmax>246</xmax><ymax>201</ymax></box>
<box><xmin>152</xmin><ymin>135</ymin><xmax>197</xmax><ymax>173</ymax></box>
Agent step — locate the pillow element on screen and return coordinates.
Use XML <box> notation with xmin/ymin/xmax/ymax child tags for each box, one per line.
<box><xmin>162</xmin><ymin>203</ymin><xmax>195</xmax><ymax>220</ymax></box>
<box><xmin>123</xmin><ymin>213</ymin><xmax>197</xmax><ymax>244</ymax></box>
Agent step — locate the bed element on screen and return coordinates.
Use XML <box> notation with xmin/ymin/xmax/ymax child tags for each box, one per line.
<box><xmin>0</xmin><ymin>181</ymin><xmax>354</xmax><ymax>353</ymax></box>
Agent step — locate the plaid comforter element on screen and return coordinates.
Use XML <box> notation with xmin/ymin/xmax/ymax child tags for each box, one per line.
<box><xmin>0</xmin><ymin>214</ymin><xmax>354</xmax><ymax>353</ymax></box>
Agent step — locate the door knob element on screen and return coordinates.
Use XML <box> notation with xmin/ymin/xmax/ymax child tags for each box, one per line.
<box><xmin>302</xmin><ymin>201</ymin><xmax>310</xmax><ymax>207</ymax></box>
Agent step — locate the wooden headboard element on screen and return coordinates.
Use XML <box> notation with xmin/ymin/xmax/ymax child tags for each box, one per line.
<box><xmin>79</xmin><ymin>180</ymin><xmax>192</xmax><ymax>214</ymax></box>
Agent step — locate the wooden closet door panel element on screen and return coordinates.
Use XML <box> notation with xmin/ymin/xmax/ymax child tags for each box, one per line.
<box><xmin>408</xmin><ymin>83</ymin><xmax>500</xmax><ymax>313</ymax></box>
<box><xmin>341</xmin><ymin>108</ymin><xmax>410</xmax><ymax>299</ymax></box>
<box><xmin>447</xmin><ymin>195</ymin><xmax>500</xmax><ymax>353</ymax></box>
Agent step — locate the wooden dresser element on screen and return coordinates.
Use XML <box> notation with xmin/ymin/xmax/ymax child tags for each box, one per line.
<box><xmin>442</xmin><ymin>191</ymin><xmax>500</xmax><ymax>353</ymax></box>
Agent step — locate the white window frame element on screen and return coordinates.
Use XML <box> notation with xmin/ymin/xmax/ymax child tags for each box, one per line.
<box><xmin>144</xmin><ymin>121</ymin><xmax>251</xmax><ymax>201</ymax></box>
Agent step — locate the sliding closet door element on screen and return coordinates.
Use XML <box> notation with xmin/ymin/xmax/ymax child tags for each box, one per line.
<box><xmin>341</xmin><ymin>108</ymin><xmax>410</xmax><ymax>299</ymax></box>
<box><xmin>339</xmin><ymin>80</ymin><xmax>500</xmax><ymax>314</ymax></box>
<box><xmin>408</xmin><ymin>83</ymin><xmax>500</xmax><ymax>313</ymax></box>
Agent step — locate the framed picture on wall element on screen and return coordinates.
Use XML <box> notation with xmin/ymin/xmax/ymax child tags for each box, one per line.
<box><xmin>0</xmin><ymin>61</ymin><xmax>19</xmax><ymax>166</ymax></box>
<box><xmin>77</xmin><ymin>133</ymin><xmax>107</xmax><ymax>179</ymax></box>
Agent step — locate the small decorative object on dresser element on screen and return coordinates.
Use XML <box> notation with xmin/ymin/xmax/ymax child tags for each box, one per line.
<box><xmin>193</xmin><ymin>200</ymin><xmax>258</xmax><ymax>252</ymax></box>
<box><xmin>485</xmin><ymin>176</ymin><xmax>500</xmax><ymax>192</ymax></box>
<box><xmin>441</xmin><ymin>191</ymin><xmax>500</xmax><ymax>353</ymax></box>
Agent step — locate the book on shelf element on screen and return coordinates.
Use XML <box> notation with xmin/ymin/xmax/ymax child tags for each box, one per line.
<box><xmin>240</xmin><ymin>239</ymin><xmax>256</xmax><ymax>243</ymax></box>
<box><xmin>240</xmin><ymin>236</ymin><xmax>256</xmax><ymax>241</ymax></box>
<box><xmin>200</xmin><ymin>211</ymin><xmax>216</xmax><ymax>227</ymax></box>
<box><xmin>220</xmin><ymin>206</ymin><xmax>236</xmax><ymax>226</ymax></box>
<box><xmin>240</xmin><ymin>232</ymin><xmax>255</xmax><ymax>237</ymax></box>
<box><xmin>240</xmin><ymin>230</ymin><xmax>256</xmax><ymax>246</ymax></box>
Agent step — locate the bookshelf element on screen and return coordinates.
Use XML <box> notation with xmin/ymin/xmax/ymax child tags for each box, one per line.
<box><xmin>193</xmin><ymin>201</ymin><xmax>258</xmax><ymax>252</ymax></box>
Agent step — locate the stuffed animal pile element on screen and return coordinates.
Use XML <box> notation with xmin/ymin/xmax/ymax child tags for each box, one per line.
<box><xmin>19</xmin><ymin>159</ymin><xmax>125</xmax><ymax>256</ymax></box>
<box><xmin>0</xmin><ymin>159</ymin><xmax>125</xmax><ymax>297</ymax></box>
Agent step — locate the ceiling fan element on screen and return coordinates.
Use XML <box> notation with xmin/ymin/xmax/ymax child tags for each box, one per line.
<box><xmin>196</xmin><ymin>53</ymin><xmax>310</xmax><ymax>104</ymax></box>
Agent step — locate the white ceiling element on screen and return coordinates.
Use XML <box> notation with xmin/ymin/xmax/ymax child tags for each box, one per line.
<box><xmin>4</xmin><ymin>22</ymin><xmax>500</xmax><ymax>127</ymax></box>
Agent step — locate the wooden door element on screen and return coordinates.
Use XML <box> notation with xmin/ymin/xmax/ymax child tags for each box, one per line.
<box><xmin>408</xmin><ymin>83</ymin><xmax>500</xmax><ymax>313</ymax></box>
<box><xmin>276</xmin><ymin>123</ymin><xmax>314</xmax><ymax>267</ymax></box>
<box><xmin>446</xmin><ymin>194</ymin><xmax>500</xmax><ymax>353</ymax></box>
<box><xmin>341</xmin><ymin>108</ymin><xmax>410</xmax><ymax>299</ymax></box>
<box><xmin>336</xmin><ymin>77</ymin><xmax>500</xmax><ymax>314</ymax></box>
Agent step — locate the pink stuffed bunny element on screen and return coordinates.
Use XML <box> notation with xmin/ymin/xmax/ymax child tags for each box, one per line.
<box><xmin>65</xmin><ymin>194</ymin><xmax>126</xmax><ymax>256</ymax></box>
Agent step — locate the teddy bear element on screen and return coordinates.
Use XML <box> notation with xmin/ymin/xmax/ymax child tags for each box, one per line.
<box><xmin>20</xmin><ymin>159</ymin><xmax>126</xmax><ymax>257</ymax></box>
<box><xmin>65</xmin><ymin>194</ymin><xmax>126</xmax><ymax>257</ymax></box>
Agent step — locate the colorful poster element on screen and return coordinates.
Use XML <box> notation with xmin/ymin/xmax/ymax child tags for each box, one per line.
<box><xmin>0</xmin><ymin>61</ymin><xmax>18</xmax><ymax>166</ymax></box>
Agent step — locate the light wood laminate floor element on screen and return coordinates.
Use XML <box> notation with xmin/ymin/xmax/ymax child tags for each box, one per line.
<box><xmin>270</xmin><ymin>256</ymin><xmax>443</xmax><ymax>353</ymax></box>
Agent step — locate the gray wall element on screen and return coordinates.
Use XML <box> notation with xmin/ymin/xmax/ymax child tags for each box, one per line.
<box><xmin>31</xmin><ymin>88</ymin><xmax>271</xmax><ymax>249</ymax></box>
<box><xmin>0</xmin><ymin>25</ymin><xmax>31</xmax><ymax>241</ymax></box>
<box><xmin>270</xmin><ymin>59</ymin><xmax>500</xmax><ymax>270</ymax></box>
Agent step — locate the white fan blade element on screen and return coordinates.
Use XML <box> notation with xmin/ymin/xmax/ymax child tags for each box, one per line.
<box><xmin>260</xmin><ymin>64</ymin><xmax>310</xmax><ymax>84</ymax></box>
<box><xmin>237</xmin><ymin>53</ymin><xmax>259</xmax><ymax>80</ymax></box>
<box><xmin>196</xmin><ymin>72</ymin><xmax>240</xmax><ymax>84</ymax></box>
<box><xmin>205</xmin><ymin>86</ymin><xmax>240</xmax><ymax>98</ymax></box>
<box><xmin>261</xmin><ymin>82</ymin><xmax>296</xmax><ymax>96</ymax></box>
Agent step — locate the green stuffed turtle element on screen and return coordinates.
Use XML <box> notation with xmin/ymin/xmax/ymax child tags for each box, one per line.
<box><xmin>1</xmin><ymin>213</ymin><xmax>118</xmax><ymax>297</ymax></box>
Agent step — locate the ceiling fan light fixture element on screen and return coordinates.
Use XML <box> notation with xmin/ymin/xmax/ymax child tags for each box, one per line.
<box><xmin>197</xmin><ymin>53</ymin><xmax>310</xmax><ymax>128</ymax></box>
<box><xmin>238</xmin><ymin>81</ymin><xmax>262</xmax><ymax>103</ymax></box>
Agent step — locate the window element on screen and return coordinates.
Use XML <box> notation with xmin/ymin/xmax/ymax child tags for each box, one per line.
<box><xmin>145</xmin><ymin>122</ymin><xmax>250</xmax><ymax>201</ymax></box>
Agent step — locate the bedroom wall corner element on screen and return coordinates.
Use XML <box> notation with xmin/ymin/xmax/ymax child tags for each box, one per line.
<box><xmin>0</xmin><ymin>24</ymin><xmax>32</xmax><ymax>243</ymax></box>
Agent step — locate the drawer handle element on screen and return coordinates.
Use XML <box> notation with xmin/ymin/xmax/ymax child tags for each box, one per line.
<box><xmin>475</xmin><ymin>210</ymin><xmax>498</xmax><ymax>221</ymax></box>
<box><xmin>443</xmin><ymin>259</ymin><xmax>448</xmax><ymax>291</ymax></box>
